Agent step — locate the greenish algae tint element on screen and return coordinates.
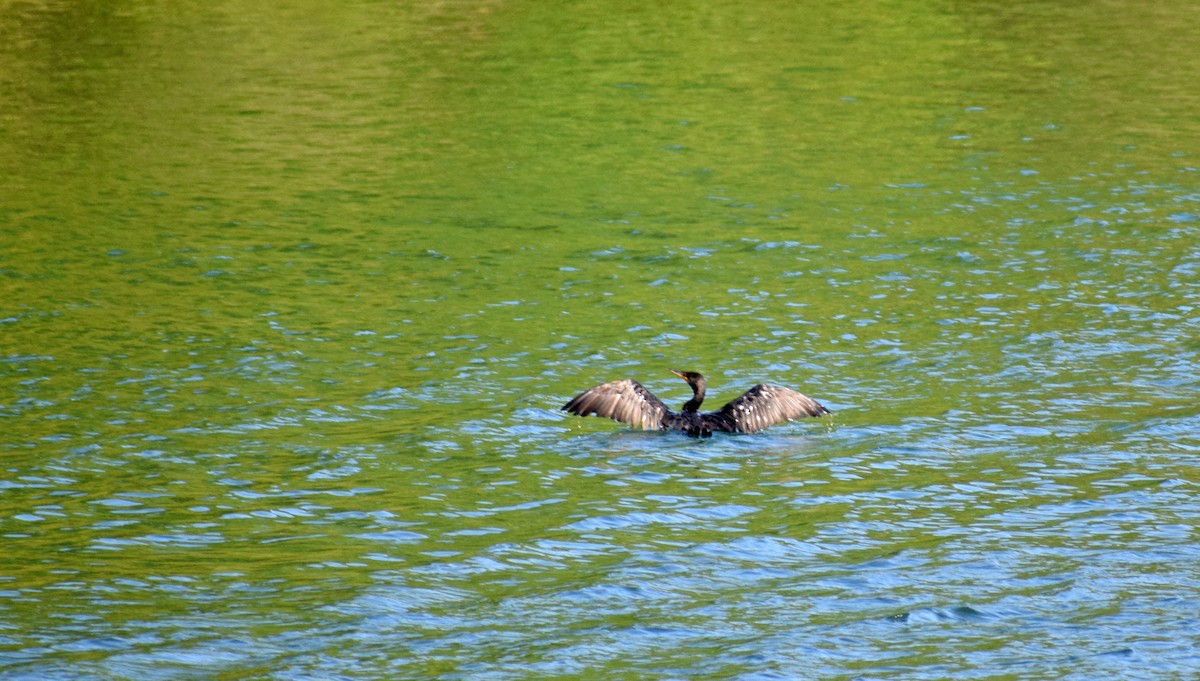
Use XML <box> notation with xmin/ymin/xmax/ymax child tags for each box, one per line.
<box><xmin>2</xmin><ymin>0</ymin><xmax>1198</xmax><ymax>679</ymax></box>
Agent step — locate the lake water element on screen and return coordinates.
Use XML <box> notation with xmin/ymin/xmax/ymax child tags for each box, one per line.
<box><xmin>2</xmin><ymin>1</ymin><xmax>1199</xmax><ymax>679</ymax></box>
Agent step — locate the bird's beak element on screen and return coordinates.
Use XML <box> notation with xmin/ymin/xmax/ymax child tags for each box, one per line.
<box><xmin>670</xmin><ymin>369</ymin><xmax>685</xmax><ymax>380</ymax></box>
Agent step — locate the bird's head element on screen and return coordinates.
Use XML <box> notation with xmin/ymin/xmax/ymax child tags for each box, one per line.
<box><xmin>670</xmin><ymin>369</ymin><xmax>706</xmax><ymax>387</ymax></box>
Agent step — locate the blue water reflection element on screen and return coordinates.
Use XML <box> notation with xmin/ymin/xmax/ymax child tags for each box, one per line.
<box><xmin>4</xmin><ymin>0</ymin><xmax>1200</xmax><ymax>678</ymax></box>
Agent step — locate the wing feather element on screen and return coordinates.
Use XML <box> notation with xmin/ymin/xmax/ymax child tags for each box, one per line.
<box><xmin>713</xmin><ymin>384</ymin><xmax>829</xmax><ymax>434</ymax></box>
<box><xmin>562</xmin><ymin>379</ymin><xmax>669</xmax><ymax>431</ymax></box>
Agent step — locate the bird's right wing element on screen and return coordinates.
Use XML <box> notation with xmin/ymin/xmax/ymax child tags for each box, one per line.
<box><xmin>712</xmin><ymin>384</ymin><xmax>829</xmax><ymax>434</ymax></box>
<box><xmin>562</xmin><ymin>379</ymin><xmax>669</xmax><ymax>431</ymax></box>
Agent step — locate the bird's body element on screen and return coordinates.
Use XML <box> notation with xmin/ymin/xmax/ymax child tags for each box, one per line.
<box><xmin>562</xmin><ymin>369</ymin><xmax>829</xmax><ymax>437</ymax></box>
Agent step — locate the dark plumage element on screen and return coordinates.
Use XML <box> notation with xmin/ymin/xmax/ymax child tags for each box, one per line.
<box><xmin>562</xmin><ymin>369</ymin><xmax>829</xmax><ymax>438</ymax></box>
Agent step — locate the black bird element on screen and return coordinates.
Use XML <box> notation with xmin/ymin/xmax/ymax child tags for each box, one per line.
<box><xmin>562</xmin><ymin>369</ymin><xmax>829</xmax><ymax>438</ymax></box>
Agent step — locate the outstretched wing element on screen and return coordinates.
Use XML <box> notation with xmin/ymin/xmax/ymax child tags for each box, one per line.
<box><xmin>562</xmin><ymin>379</ymin><xmax>669</xmax><ymax>431</ymax></box>
<box><xmin>712</xmin><ymin>384</ymin><xmax>829</xmax><ymax>434</ymax></box>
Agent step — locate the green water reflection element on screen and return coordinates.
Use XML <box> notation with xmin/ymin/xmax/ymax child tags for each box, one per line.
<box><xmin>2</xmin><ymin>0</ymin><xmax>1199</xmax><ymax>678</ymax></box>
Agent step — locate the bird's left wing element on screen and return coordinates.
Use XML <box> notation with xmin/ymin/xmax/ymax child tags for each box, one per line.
<box><xmin>562</xmin><ymin>379</ymin><xmax>668</xmax><ymax>431</ymax></box>
<box><xmin>712</xmin><ymin>384</ymin><xmax>829</xmax><ymax>434</ymax></box>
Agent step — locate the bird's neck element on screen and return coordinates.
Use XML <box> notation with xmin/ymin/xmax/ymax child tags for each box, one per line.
<box><xmin>682</xmin><ymin>382</ymin><xmax>705</xmax><ymax>413</ymax></box>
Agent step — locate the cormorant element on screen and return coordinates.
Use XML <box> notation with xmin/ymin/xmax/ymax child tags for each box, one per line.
<box><xmin>562</xmin><ymin>369</ymin><xmax>829</xmax><ymax>437</ymax></box>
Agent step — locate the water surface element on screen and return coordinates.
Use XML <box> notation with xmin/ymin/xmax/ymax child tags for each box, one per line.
<box><xmin>2</xmin><ymin>1</ymin><xmax>1199</xmax><ymax>679</ymax></box>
